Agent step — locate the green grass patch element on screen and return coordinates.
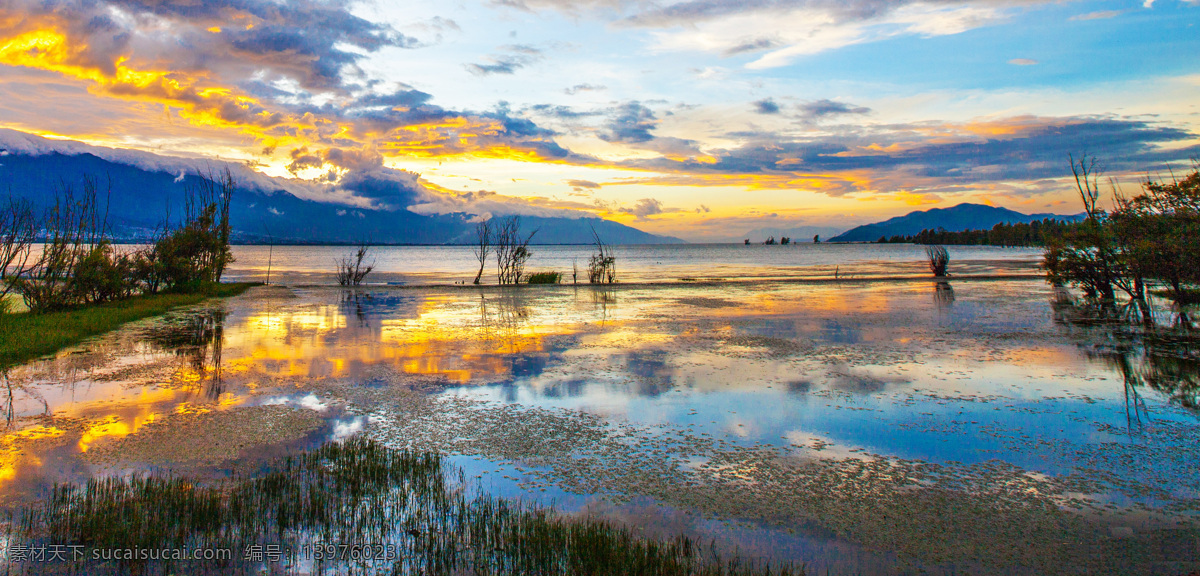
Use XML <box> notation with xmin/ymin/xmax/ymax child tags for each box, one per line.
<box><xmin>0</xmin><ymin>282</ymin><xmax>254</xmax><ymax>370</ymax></box>
<box><xmin>526</xmin><ymin>271</ymin><xmax>562</xmax><ymax>284</ymax></box>
<box><xmin>11</xmin><ymin>438</ymin><xmax>799</xmax><ymax>575</ymax></box>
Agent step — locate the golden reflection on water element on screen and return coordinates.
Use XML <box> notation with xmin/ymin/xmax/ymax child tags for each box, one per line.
<box><xmin>229</xmin><ymin>290</ymin><xmax>586</xmax><ymax>383</ymax></box>
<box><xmin>0</xmin><ymin>425</ymin><xmax>65</xmax><ymax>481</ymax></box>
<box><xmin>0</xmin><ymin>281</ymin><xmax>1176</xmax><ymax>502</ymax></box>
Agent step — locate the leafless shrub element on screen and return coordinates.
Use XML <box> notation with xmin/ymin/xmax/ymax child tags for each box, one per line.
<box><xmin>336</xmin><ymin>243</ymin><xmax>375</xmax><ymax>286</ymax></box>
<box><xmin>495</xmin><ymin>216</ymin><xmax>536</xmax><ymax>285</ymax></box>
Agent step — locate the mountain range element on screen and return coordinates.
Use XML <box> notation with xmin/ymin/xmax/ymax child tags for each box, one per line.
<box><xmin>0</xmin><ymin>130</ymin><xmax>682</xmax><ymax>245</ymax></box>
<box><xmin>828</xmin><ymin>204</ymin><xmax>1085</xmax><ymax>242</ymax></box>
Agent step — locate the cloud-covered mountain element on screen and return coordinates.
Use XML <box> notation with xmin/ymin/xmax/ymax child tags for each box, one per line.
<box><xmin>828</xmin><ymin>204</ymin><xmax>1084</xmax><ymax>242</ymax></box>
<box><xmin>0</xmin><ymin>132</ymin><xmax>682</xmax><ymax>245</ymax></box>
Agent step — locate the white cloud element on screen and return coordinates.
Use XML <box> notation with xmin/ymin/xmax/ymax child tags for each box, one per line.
<box><xmin>646</xmin><ymin>3</ymin><xmax>1011</xmax><ymax>69</ymax></box>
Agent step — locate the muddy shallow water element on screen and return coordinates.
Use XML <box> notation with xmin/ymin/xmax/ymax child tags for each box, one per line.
<box><xmin>3</xmin><ymin>279</ymin><xmax>1199</xmax><ymax>575</ymax></box>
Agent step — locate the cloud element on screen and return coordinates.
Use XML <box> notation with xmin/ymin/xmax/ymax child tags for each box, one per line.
<box><xmin>600</xmin><ymin>101</ymin><xmax>658</xmax><ymax>143</ymax></box>
<box><xmin>336</xmin><ymin>167</ymin><xmax>435</xmax><ymax>210</ymax></box>
<box><xmin>723</xmin><ymin>38</ymin><xmax>782</xmax><ymax>56</ymax></box>
<box><xmin>609</xmin><ymin>116</ymin><xmax>1200</xmax><ymax>198</ymax></box>
<box><xmin>630</xmin><ymin>1</ymin><xmax>1021</xmax><ymax>68</ymax></box>
<box><xmin>567</xmin><ymin>179</ymin><xmax>601</xmax><ymax>188</ymax></box>
<box><xmin>465</xmin><ymin>44</ymin><xmax>543</xmax><ymax>76</ymax></box>
<box><xmin>0</xmin><ymin>1</ymin><xmax>578</xmax><ymax>172</ymax></box>
<box><xmin>564</xmin><ymin>83</ymin><xmax>607</xmax><ymax>95</ymax></box>
<box><xmin>465</xmin><ymin>57</ymin><xmax>529</xmax><ymax>76</ymax></box>
<box><xmin>752</xmin><ymin>99</ymin><xmax>781</xmax><ymax>114</ymax></box>
<box><xmin>2</xmin><ymin>0</ymin><xmax>416</xmax><ymax>96</ymax></box>
<box><xmin>408</xmin><ymin>181</ymin><xmax>601</xmax><ymax>219</ymax></box>
<box><xmin>527</xmin><ymin>103</ymin><xmax>605</xmax><ymax>119</ymax></box>
<box><xmin>798</xmin><ymin>99</ymin><xmax>870</xmax><ymax>120</ymax></box>
<box><xmin>1070</xmin><ymin>10</ymin><xmax>1122</xmax><ymax>20</ymax></box>
<box><xmin>620</xmin><ymin>198</ymin><xmax>666</xmax><ymax>219</ymax></box>
<box><xmin>1008</xmin><ymin>58</ymin><xmax>1039</xmax><ymax>65</ymax></box>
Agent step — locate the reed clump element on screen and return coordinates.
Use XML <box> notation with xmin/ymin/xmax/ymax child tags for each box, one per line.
<box><xmin>10</xmin><ymin>438</ymin><xmax>801</xmax><ymax>576</ymax></box>
<box><xmin>925</xmin><ymin>245</ymin><xmax>950</xmax><ymax>277</ymax></box>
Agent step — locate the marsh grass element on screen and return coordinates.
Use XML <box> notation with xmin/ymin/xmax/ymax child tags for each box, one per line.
<box><xmin>10</xmin><ymin>438</ymin><xmax>800</xmax><ymax>576</ymax></box>
<box><xmin>526</xmin><ymin>271</ymin><xmax>562</xmax><ymax>284</ymax></box>
<box><xmin>0</xmin><ymin>282</ymin><xmax>252</xmax><ymax>369</ymax></box>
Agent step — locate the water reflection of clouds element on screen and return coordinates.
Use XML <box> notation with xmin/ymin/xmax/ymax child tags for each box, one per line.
<box><xmin>4</xmin><ymin>279</ymin><xmax>1200</xmax><ymax>540</ymax></box>
<box><xmin>230</xmin><ymin>288</ymin><xmax>585</xmax><ymax>383</ymax></box>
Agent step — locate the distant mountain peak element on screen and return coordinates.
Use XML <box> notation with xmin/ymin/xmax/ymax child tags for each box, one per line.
<box><xmin>829</xmin><ymin>203</ymin><xmax>1084</xmax><ymax>242</ymax></box>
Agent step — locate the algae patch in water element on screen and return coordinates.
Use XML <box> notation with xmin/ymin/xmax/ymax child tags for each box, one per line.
<box><xmin>83</xmin><ymin>404</ymin><xmax>324</xmax><ymax>467</ymax></box>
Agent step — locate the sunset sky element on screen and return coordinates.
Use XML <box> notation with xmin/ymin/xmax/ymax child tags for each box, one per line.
<box><xmin>1</xmin><ymin>0</ymin><xmax>1198</xmax><ymax>241</ymax></box>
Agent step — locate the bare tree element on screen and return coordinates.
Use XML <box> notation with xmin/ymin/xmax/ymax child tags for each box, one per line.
<box><xmin>336</xmin><ymin>242</ymin><xmax>375</xmax><ymax>286</ymax></box>
<box><xmin>495</xmin><ymin>216</ymin><xmax>536</xmax><ymax>285</ymax></box>
<box><xmin>1070</xmin><ymin>152</ymin><xmax>1103</xmax><ymax>219</ymax></box>
<box><xmin>472</xmin><ymin>219</ymin><xmax>493</xmax><ymax>285</ymax></box>
<box><xmin>0</xmin><ymin>196</ymin><xmax>37</xmax><ymax>311</ymax></box>
<box><xmin>20</xmin><ymin>176</ymin><xmax>111</xmax><ymax>311</ymax></box>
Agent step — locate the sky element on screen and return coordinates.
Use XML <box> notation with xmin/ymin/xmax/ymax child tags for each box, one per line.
<box><xmin>0</xmin><ymin>0</ymin><xmax>1198</xmax><ymax>241</ymax></box>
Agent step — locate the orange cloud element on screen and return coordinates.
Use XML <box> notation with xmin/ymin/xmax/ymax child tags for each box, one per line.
<box><xmin>0</xmin><ymin>17</ymin><xmax>576</xmax><ymax>173</ymax></box>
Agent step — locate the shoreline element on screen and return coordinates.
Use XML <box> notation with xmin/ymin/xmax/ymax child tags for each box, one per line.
<box><xmin>269</xmin><ymin>272</ymin><xmax>1049</xmax><ymax>291</ymax></box>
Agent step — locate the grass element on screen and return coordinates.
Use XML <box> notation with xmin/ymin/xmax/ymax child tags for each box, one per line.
<box><xmin>527</xmin><ymin>271</ymin><xmax>562</xmax><ymax>284</ymax></box>
<box><xmin>9</xmin><ymin>438</ymin><xmax>801</xmax><ymax>575</ymax></box>
<box><xmin>0</xmin><ymin>282</ymin><xmax>254</xmax><ymax>370</ymax></box>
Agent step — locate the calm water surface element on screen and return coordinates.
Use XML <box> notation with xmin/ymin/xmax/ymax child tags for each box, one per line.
<box><xmin>3</xmin><ymin>277</ymin><xmax>1198</xmax><ymax>575</ymax></box>
<box><xmin>223</xmin><ymin>243</ymin><xmax>1045</xmax><ymax>285</ymax></box>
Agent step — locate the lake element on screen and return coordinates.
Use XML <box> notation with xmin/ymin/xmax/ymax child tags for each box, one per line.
<box><xmin>2</xmin><ymin>245</ymin><xmax>1198</xmax><ymax>575</ymax></box>
<box><xmin>222</xmin><ymin>243</ymin><xmax>1046</xmax><ymax>285</ymax></box>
